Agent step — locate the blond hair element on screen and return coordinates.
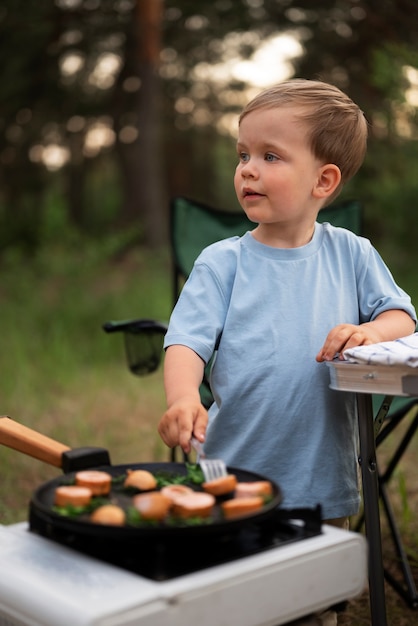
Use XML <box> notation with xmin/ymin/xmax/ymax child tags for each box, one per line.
<box><xmin>239</xmin><ymin>79</ymin><xmax>368</xmax><ymax>198</ymax></box>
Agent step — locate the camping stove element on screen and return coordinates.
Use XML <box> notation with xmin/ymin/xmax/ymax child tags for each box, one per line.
<box><xmin>0</xmin><ymin>509</ymin><xmax>367</xmax><ymax>626</ymax></box>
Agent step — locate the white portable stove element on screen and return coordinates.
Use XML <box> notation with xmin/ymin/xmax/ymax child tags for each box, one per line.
<box><xmin>0</xmin><ymin>518</ymin><xmax>367</xmax><ymax>626</ymax></box>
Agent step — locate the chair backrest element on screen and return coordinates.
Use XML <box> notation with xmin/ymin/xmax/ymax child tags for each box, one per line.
<box><xmin>170</xmin><ymin>196</ymin><xmax>363</xmax><ymax>302</ymax></box>
<box><xmin>170</xmin><ymin>197</ymin><xmax>254</xmax><ymax>302</ymax></box>
<box><xmin>318</xmin><ymin>199</ymin><xmax>363</xmax><ymax>235</ymax></box>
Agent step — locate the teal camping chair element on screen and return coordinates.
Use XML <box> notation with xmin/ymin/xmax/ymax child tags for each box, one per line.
<box><xmin>104</xmin><ymin>195</ymin><xmax>418</xmax><ymax>607</ymax></box>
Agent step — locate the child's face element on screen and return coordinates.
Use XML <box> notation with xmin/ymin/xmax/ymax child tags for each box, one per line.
<box><xmin>234</xmin><ymin>106</ymin><xmax>326</xmax><ymax>232</ymax></box>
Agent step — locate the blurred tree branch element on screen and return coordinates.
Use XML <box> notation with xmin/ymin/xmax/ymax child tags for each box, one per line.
<box><xmin>0</xmin><ymin>0</ymin><xmax>417</xmax><ymax>257</ymax></box>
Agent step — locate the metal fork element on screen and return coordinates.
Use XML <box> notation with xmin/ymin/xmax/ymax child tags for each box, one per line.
<box><xmin>190</xmin><ymin>437</ymin><xmax>227</xmax><ymax>482</ymax></box>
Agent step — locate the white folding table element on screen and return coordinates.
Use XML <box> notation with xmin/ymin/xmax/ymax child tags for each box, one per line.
<box><xmin>328</xmin><ymin>360</ymin><xmax>418</xmax><ymax>626</ymax></box>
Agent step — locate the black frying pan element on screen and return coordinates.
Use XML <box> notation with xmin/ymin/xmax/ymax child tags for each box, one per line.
<box><xmin>0</xmin><ymin>416</ymin><xmax>282</xmax><ymax>544</ymax></box>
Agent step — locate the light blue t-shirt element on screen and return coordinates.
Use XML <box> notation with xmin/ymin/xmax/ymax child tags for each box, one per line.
<box><xmin>164</xmin><ymin>223</ymin><xmax>416</xmax><ymax>518</ymax></box>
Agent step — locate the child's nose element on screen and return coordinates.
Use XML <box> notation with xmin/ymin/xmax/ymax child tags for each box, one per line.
<box><xmin>241</xmin><ymin>159</ymin><xmax>258</xmax><ymax>178</ymax></box>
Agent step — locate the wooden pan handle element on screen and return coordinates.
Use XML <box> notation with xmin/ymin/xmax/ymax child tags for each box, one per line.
<box><xmin>0</xmin><ymin>416</ymin><xmax>70</xmax><ymax>468</ymax></box>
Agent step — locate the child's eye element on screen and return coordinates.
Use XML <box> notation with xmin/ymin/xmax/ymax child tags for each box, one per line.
<box><xmin>239</xmin><ymin>152</ymin><xmax>250</xmax><ymax>163</ymax></box>
<box><xmin>265</xmin><ymin>153</ymin><xmax>278</xmax><ymax>162</ymax></box>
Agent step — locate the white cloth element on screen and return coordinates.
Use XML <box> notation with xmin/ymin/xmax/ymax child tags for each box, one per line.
<box><xmin>344</xmin><ymin>332</ymin><xmax>418</xmax><ymax>367</ymax></box>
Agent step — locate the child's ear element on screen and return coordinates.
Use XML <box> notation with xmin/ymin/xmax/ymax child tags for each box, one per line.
<box><xmin>313</xmin><ymin>164</ymin><xmax>341</xmax><ymax>199</ymax></box>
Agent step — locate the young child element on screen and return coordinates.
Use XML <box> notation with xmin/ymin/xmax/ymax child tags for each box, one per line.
<box><xmin>158</xmin><ymin>79</ymin><xmax>416</xmax><ymax>524</ymax></box>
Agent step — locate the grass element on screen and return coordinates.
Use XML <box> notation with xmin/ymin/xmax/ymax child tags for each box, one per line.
<box><xmin>0</xmin><ymin>236</ymin><xmax>417</xmax><ymax>624</ymax></box>
<box><xmin>0</xmin><ymin>236</ymin><xmax>172</xmax><ymax>523</ymax></box>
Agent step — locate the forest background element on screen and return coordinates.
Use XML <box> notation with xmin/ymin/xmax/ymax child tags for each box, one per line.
<box><xmin>1</xmin><ymin>0</ymin><xmax>418</xmax><ymax>264</ymax></box>
<box><xmin>1</xmin><ymin>0</ymin><xmax>418</xmax><ymax>513</ymax></box>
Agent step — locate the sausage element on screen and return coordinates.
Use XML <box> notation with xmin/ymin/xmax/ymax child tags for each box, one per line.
<box><xmin>202</xmin><ymin>474</ymin><xmax>237</xmax><ymax>496</ymax></box>
<box><xmin>132</xmin><ymin>491</ymin><xmax>172</xmax><ymax>521</ymax></box>
<box><xmin>54</xmin><ymin>485</ymin><xmax>92</xmax><ymax>507</ymax></box>
<box><xmin>75</xmin><ymin>470</ymin><xmax>112</xmax><ymax>496</ymax></box>
<box><xmin>234</xmin><ymin>481</ymin><xmax>273</xmax><ymax>498</ymax></box>
<box><xmin>160</xmin><ymin>484</ymin><xmax>194</xmax><ymax>503</ymax></box>
<box><xmin>221</xmin><ymin>496</ymin><xmax>264</xmax><ymax>519</ymax></box>
<box><xmin>171</xmin><ymin>492</ymin><xmax>215</xmax><ymax>519</ymax></box>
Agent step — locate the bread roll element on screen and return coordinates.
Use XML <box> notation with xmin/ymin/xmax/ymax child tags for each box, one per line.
<box><xmin>90</xmin><ymin>504</ymin><xmax>126</xmax><ymax>526</ymax></box>
<box><xmin>124</xmin><ymin>469</ymin><xmax>157</xmax><ymax>491</ymax></box>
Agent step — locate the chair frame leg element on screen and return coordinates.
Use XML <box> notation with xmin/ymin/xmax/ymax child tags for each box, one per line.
<box><xmin>380</xmin><ymin>481</ymin><xmax>418</xmax><ymax>607</ymax></box>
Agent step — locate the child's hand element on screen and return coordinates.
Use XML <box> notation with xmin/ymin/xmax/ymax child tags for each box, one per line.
<box><xmin>315</xmin><ymin>323</ymin><xmax>377</xmax><ymax>362</ymax></box>
<box><xmin>158</xmin><ymin>398</ymin><xmax>208</xmax><ymax>454</ymax></box>
<box><xmin>316</xmin><ymin>312</ymin><xmax>416</xmax><ymax>363</ymax></box>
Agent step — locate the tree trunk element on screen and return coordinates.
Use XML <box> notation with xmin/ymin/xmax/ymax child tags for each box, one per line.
<box><xmin>133</xmin><ymin>0</ymin><xmax>168</xmax><ymax>247</ymax></box>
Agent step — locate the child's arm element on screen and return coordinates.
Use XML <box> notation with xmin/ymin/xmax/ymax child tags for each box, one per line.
<box><xmin>158</xmin><ymin>345</ymin><xmax>208</xmax><ymax>453</ymax></box>
<box><xmin>316</xmin><ymin>309</ymin><xmax>416</xmax><ymax>362</ymax></box>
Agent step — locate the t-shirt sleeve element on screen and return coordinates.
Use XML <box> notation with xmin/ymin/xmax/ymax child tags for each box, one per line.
<box><xmin>357</xmin><ymin>242</ymin><xmax>417</xmax><ymax>323</ymax></box>
<box><xmin>163</xmin><ymin>247</ymin><xmax>235</xmax><ymax>363</ymax></box>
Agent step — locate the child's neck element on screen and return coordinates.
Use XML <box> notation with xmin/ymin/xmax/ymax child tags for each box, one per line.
<box><xmin>251</xmin><ymin>222</ymin><xmax>316</xmax><ymax>249</ymax></box>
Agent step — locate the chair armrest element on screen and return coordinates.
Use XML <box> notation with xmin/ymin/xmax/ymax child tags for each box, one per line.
<box><xmin>103</xmin><ymin>319</ymin><xmax>168</xmax><ymax>334</ymax></box>
<box><xmin>103</xmin><ymin>318</ymin><xmax>168</xmax><ymax>375</ymax></box>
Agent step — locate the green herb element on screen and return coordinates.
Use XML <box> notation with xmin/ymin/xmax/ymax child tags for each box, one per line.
<box><xmin>53</xmin><ymin>503</ymin><xmax>89</xmax><ymax>517</ymax></box>
<box><xmin>89</xmin><ymin>497</ymin><xmax>111</xmax><ymax>509</ymax></box>
<box><xmin>53</xmin><ymin>496</ymin><xmax>110</xmax><ymax>518</ymax></box>
<box><xmin>111</xmin><ymin>474</ymin><xmax>127</xmax><ymax>486</ymax></box>
<box><xmin>153</xmin><ymin>463</ymin><xmax>205</xmax><ymax>488</ymax></box>
<box><xmin>125</xmin><ymin>507</ymin><xmax>159</xmax><ymax>527</ymax></box>
<box><xmin>185</xmin><ymin>463</ymin><xmax>205</xmax><ymax>485</ymax></box>
<box><xmin>165</xmin><ymin>514</ymin><xmax>213</xmax><ymax>526</ymax></box>
<box><xmin>154</xmin><ymin>472</ymin><xmax>188</xmax><ymax>488</ymax></box>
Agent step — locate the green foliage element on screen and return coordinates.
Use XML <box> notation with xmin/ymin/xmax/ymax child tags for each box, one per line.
<box><xmin>0</xmin><ymin>235</ymin><xmax>171</xmax><ymax>406</ymax></box>
<box><xmin>0</xmin><ymin>235</ymin><xmax>173</xmax><ymax>523</ymax></box>
<box><xmin>1</xmin><ymin>0</ymin><xmax>418</xmax><ymax>259</ymax></box>
<box><xmin>350</xmin><ymin>136</ymin><xmax>418</xmax><ymax>291</ymax></box>
<box><xmin>371</xmin><ymin>42</ymin><xmax>418</xmax><ymax>99</ymax></box>
<box><xmin>396</xmin><ymin>470</ymin><xmax>412</xmax><ymax>527</ymax></box>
